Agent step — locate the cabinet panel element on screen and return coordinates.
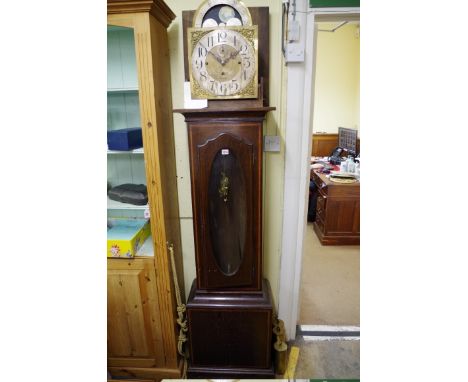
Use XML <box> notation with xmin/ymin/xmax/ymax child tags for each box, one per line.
<box><xmin>107</xmin><ymin>259</ymin><xmax>165</xmax><ymax>366</ymax></box>
<box><xmin>189</xmin><ymin>126</ymin><xmax>262</xmax><ymax>290</ymax></box>
<box><xmin>107</xmin><ymin>26</ymin><xmax>139</xmax><ymax>89</ymax></box>
<box><xmin>107</xmin><ymin>92</ymin><xmax>141</xmax><ymax>130</ymax></box>
<box><xmin>326</xmin><ymin>201</ymin><xmax>358</xmax><ymax>235</ymax></box>
<box><xmin>189</xmin><ymin>309</ymin><xmax>271</xmax><ymax>368</ymax></box>
<box><xmin>353</xmin><ymin>201</ymin><xmax>360</xmax><ymax>234</ymax></box>
<box><xmin>199</xmin><ymin>133</ymin><xmax>253</xmax><ymax>287</ymax></box>
<box><xmin>311</xmin><ymin>133</ymin><xmax>360</xmax><ymax>157</ymax></box>
<box><xmin>108</xmin><ymin>269</ymin><xmax>149</xmax><ymax>356</ymax></box>
<box><xmin>316</xmin><ymin>193</ymin><xmax>326</xmax><ymax>219</ymax></box>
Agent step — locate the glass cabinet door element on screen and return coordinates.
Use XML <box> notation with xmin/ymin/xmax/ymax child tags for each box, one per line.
<box><xmin>197</xmin><ymin>132</ymin><xmax>256</xmax><ymax>288</ymax></box>
<box><xmin>107</xmin><ymin>25</ymin><xmax>152</xmax><ymax>257</ymax></box>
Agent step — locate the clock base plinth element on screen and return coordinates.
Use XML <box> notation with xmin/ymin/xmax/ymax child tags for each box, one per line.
<box><xmin>186</xmin><ymin>279</ymin><xmax>275</xmax><ymax>378</ymax></box>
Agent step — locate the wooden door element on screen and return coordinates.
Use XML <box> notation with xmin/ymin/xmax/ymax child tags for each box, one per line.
<box><xmin>188</xmin><ymin>308</ymin><xmax>272</xmax><ymax>368</ymax></box>
<box><xmin>107</xmin><ymin>258</ymin><xmax>165</xmax><ymax>368</ymax></box>
<box><xmin>325</xmin><ymin>199</ymin><xmax>360</xmax><ymax>236</ymax></box>
<box><xmin>188</xmin><ymin>121</ymin><xmax>263</xmax><ymax>291</ymax></box>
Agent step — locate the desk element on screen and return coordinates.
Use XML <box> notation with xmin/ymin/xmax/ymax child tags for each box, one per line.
<box><xmin>311</xmin><ymin>170</ymin><xmax>360</xmax><ymax>245</ymax></box>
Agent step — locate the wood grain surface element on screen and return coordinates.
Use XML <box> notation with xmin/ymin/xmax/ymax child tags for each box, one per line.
<box><xmin>108</xmin><ymin>1</ymin><xmax>184</xmax><ymax>378</ymax></box>
<box><xmin>311</xmin><ymin>170</ymin><xmax>360</xmax><ymax>245</ymax></box>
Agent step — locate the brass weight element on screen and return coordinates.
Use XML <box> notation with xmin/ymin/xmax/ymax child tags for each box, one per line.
<box><xmin>273</xmin><ymin>318</ymin><xmax>288</xmax><ymax>374</ymax></box>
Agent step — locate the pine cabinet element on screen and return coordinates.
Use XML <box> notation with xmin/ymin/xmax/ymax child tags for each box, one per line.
<box><xmin>107</xmin><ymin>1</ymin><xmax>184</xmax><ymax>380</ymax></box>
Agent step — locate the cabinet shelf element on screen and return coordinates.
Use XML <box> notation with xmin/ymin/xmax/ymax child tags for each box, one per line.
<box><xmin>107</xmin><ymin>87</ymin><xmax>139</xmax><ymax>93</ymax></box>
<box><xmin>107</xmin><ymin>197</ymin><xmax>148</xmax><ymax>210</ymax></box>
<box><xmin>107</xmin><ymin>148</ymin><xmax>144</xmax><ymax>154</ymax></box>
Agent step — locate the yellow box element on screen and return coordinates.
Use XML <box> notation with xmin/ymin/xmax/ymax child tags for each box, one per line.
<box><xmin>107</xmin><ymin>218</ymin><xmax>151</xmax><ymax>258</ymax></box>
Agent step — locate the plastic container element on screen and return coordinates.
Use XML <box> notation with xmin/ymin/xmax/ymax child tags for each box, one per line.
<box><xmin>340</xmin><ymin>160</ymin><xmax>348</xmax><ymax>172</ymax></box>
<box><xmin>347</xmin><ymin>156</ymin><xmax>355</xmax><ymax>173</ymax></box>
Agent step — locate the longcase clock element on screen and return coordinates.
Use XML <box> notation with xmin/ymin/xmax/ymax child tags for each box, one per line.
<box><xmin>175</xmin><ymin>1</ymin><xmax>275</xmax><ymax>378</ymax></box>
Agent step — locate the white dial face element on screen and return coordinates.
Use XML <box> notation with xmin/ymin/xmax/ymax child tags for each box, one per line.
<box><xmin>191</xmin><ymin>28</ymin><xmax>256</xmax><ymax>98</ymax></box>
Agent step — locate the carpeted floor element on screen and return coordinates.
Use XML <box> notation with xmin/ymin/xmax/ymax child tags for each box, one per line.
<box><xmin>291</xmin><ymin>337</ymin><xmax>360</xmax><ymax>379</ymax></box>
<box><xmin>299</xmin><ymin>223</ymin><xmax>360</xmax><ymax>325</ymax></box>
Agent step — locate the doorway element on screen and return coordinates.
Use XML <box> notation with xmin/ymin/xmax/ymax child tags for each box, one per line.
<box><xmin>277</xmin><ymin>6</ymin><xmax>361</xmax><ymax>338</ymax></box>
<box><xmin>299</xmin><ymin>20</ymin><xmax>360</xmax><ymax>326</ymax></box>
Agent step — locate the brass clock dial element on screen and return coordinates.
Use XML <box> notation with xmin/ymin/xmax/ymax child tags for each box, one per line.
<box><xmin>193</xmin><ymin>0</ymin><xmax>252</xmax><ymax>28</ymax></box>
<box><xmin>189</xmin><ymin>26</ymin><xmax>258</xmax><ymax>100</ymax></box>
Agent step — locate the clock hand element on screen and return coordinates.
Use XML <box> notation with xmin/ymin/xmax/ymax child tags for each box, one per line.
<box><xmin>216</xmin><ymin>45</ymin><xmax>228</xmax><ymax>66</ymax></box>
<box><xmin>230</xmin><ymin>49</ymin><xmax>240</xmax><ymax>59</ymax></box>
<box><xmin>221</xmin><ymin>45</ymin><xmax>240</xmax><ymax>66</ymax></box>
<box><xmin>211</xmin><ymin>51</ymin><xmax>226</xmax><ymax>65</ymax></box>
<box><xmin>198</xmin><ymin>42</ymin><xmax>224</xmax><ymax>65</ymax></box>
<box><xmin>222</xmin><ymin>48</ymin><xmax>240</xmax><ymax>65</ymax></box>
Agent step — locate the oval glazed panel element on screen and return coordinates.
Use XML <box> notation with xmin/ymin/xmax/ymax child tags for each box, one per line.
<box><xmin>208</xmin><ymin>149</ymin><xmax>247</xmax><ymax>276</ymax></box>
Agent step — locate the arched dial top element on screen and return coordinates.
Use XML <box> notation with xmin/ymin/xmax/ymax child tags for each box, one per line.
<box><xmin>193</xmin><ymin>0</ymin><xmax>252</xmax><ymax>28</ymax></box>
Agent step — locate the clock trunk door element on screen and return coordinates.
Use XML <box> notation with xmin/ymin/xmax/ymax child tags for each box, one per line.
<box><xmin>196</xmin><ymin>132</ymin><xmax>257</xmax><ymax>289</ymax></box>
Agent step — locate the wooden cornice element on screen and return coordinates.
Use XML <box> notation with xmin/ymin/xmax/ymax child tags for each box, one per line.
<box><xmin>107</xmin><ymin>0</ymin><xmax>176</xmax><ymax>28</ymax></box>
<box><xmin>174</xmin><ymin>106</ymin><xmax>275</xmax><ymax>123</ymax></box>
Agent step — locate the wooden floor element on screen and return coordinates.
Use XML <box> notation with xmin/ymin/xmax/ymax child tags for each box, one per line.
<box><xmin>299</xmin><ymin>223</ymin><xmax>360</xmax><ymax>325</ymax></box>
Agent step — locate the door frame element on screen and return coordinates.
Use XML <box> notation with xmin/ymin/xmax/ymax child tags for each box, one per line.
<box><xmin>277</xmin><ymin>1</ymin><xmax>360</xmax><ymax>339</ymax></box>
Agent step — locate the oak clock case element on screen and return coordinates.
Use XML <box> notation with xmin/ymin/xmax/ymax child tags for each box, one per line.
<box><xmin>188</xmin><ymin>26</ymin><xmax>258</xmax><ymax>99</ymax></box>
<box><xmin>180</xmin><ymin>109</ymin><xmax>275</xmax><ymax>379</ymax></box>
<box><xmin>176</xmin><ymin>2</ymin><xmax>276</xmax><ymax>378</ymax></box>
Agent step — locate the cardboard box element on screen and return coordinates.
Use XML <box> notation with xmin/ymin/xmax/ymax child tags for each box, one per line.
<box><xmin>107</xmin><ymin>218</ymin><xmax>151</xmax><ymax>258</ymax></box>
<box><xmin>107</xmin><ymin>127</ymin><xmax>143</xmax><ymax>151</ymax></box>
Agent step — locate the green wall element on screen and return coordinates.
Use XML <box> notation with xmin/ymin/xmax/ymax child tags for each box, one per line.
<box><xmin>310</xmin><ymin>0</ymin><xmax>360</xmax><ymax>7</ymax></box>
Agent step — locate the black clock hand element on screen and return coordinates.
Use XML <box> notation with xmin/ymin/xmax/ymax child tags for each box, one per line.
<box><xmin>211</xmin><ymin>51</ymin><xmax>225</xmax><ymax>65</ymax></box>
<box><xmin>199</xmin><ymin>42</ymin><xmax>224</xmax><ymax>65</ymax></box>
<box><xmin>215</xmin><ymin>45</ymin><xmax>240</xmax><ymax>66</ymax></box>
<box><xmin>223</xmin><ymin>48</ymin><xmax>240</xmax><ymax>65</ymax></box>
<box><xmin>230</xmin><ymin>49</ymin><xmax>240</xmax><ymax>60</ymax></box>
